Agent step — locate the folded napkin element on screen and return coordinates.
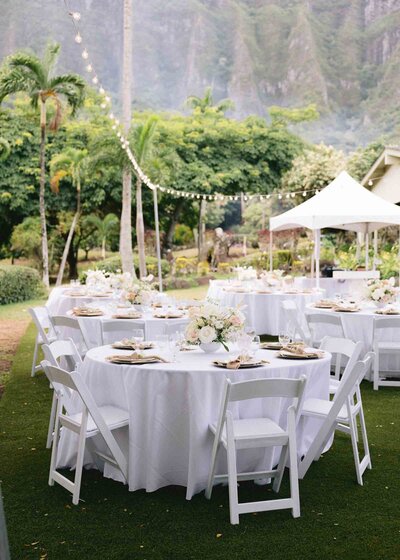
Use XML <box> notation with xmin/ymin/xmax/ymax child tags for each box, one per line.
<box><xmin>112</xmin><ymin>312</ymin><xmax>142</xmax><ymax>319</ymax></box>
<box><xmin>280</xmin><ymin>345</ymin><xmax>323</xmax><ymax>358</ymax></box>
<box><xmin>214</xmin><ymin>354</ymin><xmax>269</xmax><ymax>370</ymax></box>
<box><xmin>315</xmin><ymin>299</ymin><xmax>335</xmax><ymax>307</ymax></box>
<box><xmin>111</xmin><ymin>340</ymin><xmax>154</xmax><ymax>350</ymax></box>
<box><xmin>72</xmin><ymin>306</ymin><xmax>104</xmax><ymax>316</ymax></box>
<box><xmin>106</xmin><ymin>352</ymin><xmax>169</xmax><ymax>364</ymax></box>
<box><xmin>376</xmin><ymin>306</ymin><xmax>400</xmax><ymax>315</ymax></box>
<box><xmin>153</xmin><ymin>312</ymin><xmax>184</xmax><ymax>319</ymax></box>
<box><xmin>332</xmin><ymin>305</ymin><xmax>359</xmax><ymax>312</ymax></box>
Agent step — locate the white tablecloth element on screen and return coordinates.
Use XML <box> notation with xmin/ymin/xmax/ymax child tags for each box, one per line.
<box><xmin>294</xmin><ymin>277</ymin><xmax>368</xmax><ymax>298</ymax></box>
<box><xmin>57</xmin><ymin>346</ymin><xmax>330</xmax><ymax>498</ymax></box>
<box><xmin>305</xmin><ymin>304</ymin><xmax>400</xmax><ymax>373</ymax></box>
<box><xmin>46</xmin><ymin>287</ymin><xmax>115</xmax><ymax>316</ymax></box>
<box><xmin>207</xmin><ymin>281</ymin><xmax>322</xmax><ymax>335</ymax></box>
<box><xmin>71</xmin><ymin>310</ymin><xmax>190</xmax><ymax>347</ymax></box>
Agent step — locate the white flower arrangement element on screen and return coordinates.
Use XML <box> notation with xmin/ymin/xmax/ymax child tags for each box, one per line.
<box><xmin>234</xmin><ymin>266</ymin><xmax>257</xmax><ymax>281</ymax></box>
<box><xmin>367</xmin><ymin>277</ymin><xmax>397</xmax><ymax>304</ymax></box>
<box><xmin>260</xmin><ymin>269</ymin><xmax>285</xmax><ymax>287</ymax></box>
<box><xmin>125</xmin><ymin>279</ymin><xmax>155</xmax><ymax>305</ymax></box>
<box><xmin>107</xmin><ymin>271</ymin><xmax>133</xmax><ymax>291</ymax></box>
<box><xmin>85</xmin><ymin>269</ymin><xmax>108</xmax><ymax>287</ymax></box>
<box><xmin>185</xmin><ymin>301</ymin><xmax>245</xmax><ymax>350</ymax></box>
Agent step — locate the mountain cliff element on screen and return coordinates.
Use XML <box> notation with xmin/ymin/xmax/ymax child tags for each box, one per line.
<box><xmin>2</xmin><ymin>0</ymin><xmax>400</xmax><ymax>148</ymax></box>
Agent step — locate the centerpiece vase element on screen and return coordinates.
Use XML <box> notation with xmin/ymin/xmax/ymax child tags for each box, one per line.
<box><xmin>375</xmin><ymin>301</ymin><xmax>386</xmax><ymax>309</ymax></box>
<box><xmin>200</xmin><ymin>342</ymin><xmax>221</xmax><ymax>353</ymax></box>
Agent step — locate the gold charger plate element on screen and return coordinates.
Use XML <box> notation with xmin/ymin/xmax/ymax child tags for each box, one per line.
<box><xmin>213</xmin><ymin>359</ymin><xmax>264</xmax><ymax>369</ymax></box>
<box><xmin>277</xmin><ymin>350</ymin><xmax>321</xmax><ymax>360</ymax></box>
<box><xmin>112</xmin><ymin>313</ymin><xmax>142</xmax><ymax>319</ymax></box>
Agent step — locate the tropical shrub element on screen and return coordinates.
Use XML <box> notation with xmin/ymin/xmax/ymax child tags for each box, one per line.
<box><xmin>217</xmin><ymin>262</ymin><xmax>231</xmax><ymax>274</ymax></box>
<box><xmin>78</xmin><ymin>255</ymin><xmax>170</xmax><ymax>283</ymax></box>
<box><xmin>173</xmin><ymin>224</ymin><xmax>194</xmax><ymax>246</ymax></box>
<box><xmin>0</xmin><ymin>265</ymin><xmax>45</xmax><ymax>304</ymax></box>
<box><xmin>174</xmin><ymin>256</ymin><xmax>197</xmax><ymax>276</ymax></box>
<box><xmin>197</xmin><ymin>261</ymin><xmax>210</xmax><ymax>276</ymax></box>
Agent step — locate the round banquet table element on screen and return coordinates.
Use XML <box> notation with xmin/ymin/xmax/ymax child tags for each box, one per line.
<box><xmin>305</xmin><ymin>303</ymin><xmax>400</xmax><ymax>373</ymax></box>
<box><xmin>56</xmin><ymin>345</ymin><xmax>331</xmax><ymax>499</ymax></box>
<box><xmin>207</xmin><ymin>281</ymin><xmax>322</xmax><ymax>336</ymax></box>
<box><xmin>69</xmin><ymin>308</ymin><xmax>190</xmax><ymax>347</ymax></box>
<box><xmin>46</xmin><ymin>286</ymin><xmax>115</xmax><ymax>316</ymax></box>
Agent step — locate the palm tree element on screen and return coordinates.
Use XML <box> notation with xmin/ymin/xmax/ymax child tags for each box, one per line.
<box><xmin>90</xmin><ymin>115</ymin><xmax>159</xmax><ymax>279</ymax></box>
<box><xmin>186</xmin><ymin>86</ymin><xmax>234</xmax><ymax>115</ymax></box>
<box><xmin>50</xmin><ymin>148</ymin><xmax>88</xmax><ymax>285</ymax></box>
<box><xmin>0</xmin><ymin>42</ymin><xmax>85</xmax><ymax>287</ymax></box>
<box><xmin>121</xmin><ymin>0</ymin><xmax>134</xmax><ymax>275</ymax></box>
<box><xmin>84</xmin><ymin>213</ymin><xmax>120</xmax><ymax>259</ymax></box>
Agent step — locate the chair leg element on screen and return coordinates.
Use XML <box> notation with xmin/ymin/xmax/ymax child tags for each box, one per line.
<box><xmin>288</xmin><ymin>411</ymin><xmax>300</xmax><ymax>518</ymax></box>
<box><xmin>373</xmin><ymin>353</ymin><xmax>379</xmax><ymax>391</ymax></box>
<box><xmin>31</xmin><ymin>336</ymin><xmax>39</xmax><ymax>377</ymax></box>
<box><xmin>205</xmin><ymin>441</ymin><xmax>220</xmax><ymax>500</ymax></box>
<box><xmin>348</xmin><ymin>414</ymin><xmax>362</xmax><ymax>486</ymax></box>
<box><xmin>48</xmin><ymin>401</ymin><xmax>62</xmax><ymax>487</ymax></box>
<box><xmin>72</xmin><ymin>415</ymin><xmax>88</xmax><ymax>505</ymax></box>
<box><xmin>272</xmin><ymin>447</ymin><xmax>287</xmax><ymax>493</ymax></box>
<box><xmin>358</xmin><ymin>406</ymin><xmax>372</xmax><ymax>470</ymax></box>
<box><xmin>46</xmin><ymin>391</ymin><xmax>57</xmax><ymax>449</ymax></box>
<box><xmin>226</xmin><ymin>420</ymin><xmax>239</xmax><ymax>525</ymax></box>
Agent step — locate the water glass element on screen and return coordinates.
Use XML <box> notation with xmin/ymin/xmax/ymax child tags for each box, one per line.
<box><xmin>132</xmin><ymin>329</ymin><xmax>144</xmax><ymax>346</ymax></box>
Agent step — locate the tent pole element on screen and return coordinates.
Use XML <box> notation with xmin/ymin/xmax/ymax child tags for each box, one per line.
<box><xmin>365</xmin><ymin>232</ymin><xmax>369</xmax><ymax>271</ymax></box>
<box><xmin>315</xmin><ymin>229</ymin><xmax>320</xmax><ymax>290</ymax></box>
<box><xmin>269</xmin><ymin>230</ymin><xmax>273</xmax><ymax>272</ymax></box>
<box><xmin>373</xmin><ymin>230</ymin><xmax>378</xmax><ymax>271</ymax></box>
<box><xmin>152</xmin><ymin>186</ymin><xmax>163</xmax><ymax>292</ymax></box>
<box><xmin>398</xmin><ymin>227</ymin><xmax>400</xmax><ymax>286</ymax></box>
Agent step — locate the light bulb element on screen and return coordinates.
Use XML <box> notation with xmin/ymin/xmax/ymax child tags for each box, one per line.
<box><xmin>92</xmin><ymin>76</ymin><xmax>98</xmax><ymax>84</ymax></box>
<box><xmin>75</xmin><ymin>33</ymin><xmax>82</xmax><ymax>44</ymax></box>
<box><xmin>86</xmin><ymin>64</ymin><xmax>93</xmax><ymax>73</ymax></box>
<box><xmin>82</xmin><ymin>49</ymin><xmax>89</xmax><ymax>60</ymax></box>
<box><xmin>99</xmin><ymin>87</ymin><xmax>105</xmax><ymax>95</ymax></box>
<box><xmin>72</xmin><ymin>12</ymin><xmax>81</xmax><ymax>21</ymax></box>
<box><xmin>278</xmin><ymin>194</ymin><xmax>282</xmax><ymax>199</ymax></box>
<box><xmin>286</xmin><ymin>193</ymin><xmax>290</xmax><ymax>199</ymax></box>
<box><xmin>303</xmin><ymin>191</ymin><xmax>307</xmax><ymax>197</ymax></box>
<box><xmin>100</xmin><ymin>103</ymin><xmax>106</xmax><ymax>109</ymax></box>
<box><xmin>105</xmin><ymin>96</ymin><xmax>111</xmax><ymax>103</ymax></box>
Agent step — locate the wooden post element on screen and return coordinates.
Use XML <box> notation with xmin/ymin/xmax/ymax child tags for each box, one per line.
<box><xmin>152</xmin><ymin>187</ymin><xmax>163</xmax><ymax>292</ymax></box>
<box><xmin>373</xmin><ymin>230</ymin><xmax>378</xmax><ymax>271</ymax></box>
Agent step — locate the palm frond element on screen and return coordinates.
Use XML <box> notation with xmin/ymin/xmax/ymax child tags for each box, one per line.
<box><xmin>7</xmin><ymin>52</ymin><xmax>46</xmax><ymax>88</ymax></box>
<box><xmin>0</xmin><ymin>68</ymin><xmax>37</xmax><ymax>103</ymax></box>
<box><xmin>50</xmin><ymin>75</ymin><xmax>86</xmax><ymax>115</ymax></box>
<box><xmin>50</xmin><ymin>169</ymin><xmax>68</xmax><ymax>193</ymax></box>
<box><xmin>43</xmin><ymin>42</ymin><xmax>60</xmax><ymax>79</ymax></box>
<box><xmin>132</xmin><ymin>116</ymin><xmax>159</xmax><ymax>164</ymax></box>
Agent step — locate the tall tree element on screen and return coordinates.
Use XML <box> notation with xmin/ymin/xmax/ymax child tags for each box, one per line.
<box><xmin>0</xmin><ymin>42</ymin><xmax>85</xmax><ymax>287</ymax></box>
<box><xmin>120</xmin><ymin>0</ymin><xmax>135</xmax><ymax>276</ymax></box>
<box><xmin>50</xmin><ymin>147</ymin><xmax>88</xmax><ymax>285</ymax></box>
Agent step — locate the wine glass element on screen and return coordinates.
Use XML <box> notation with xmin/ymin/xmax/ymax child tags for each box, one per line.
<box><xmin>278</xmin><ymin>332</ymin><xmax>291</xmax><ymax>347</ymax></box>
<box><xmin>132</xmin><ymin>329</ymin><xmax>144</xmax><ymax>347</ymax></box>
<box><xmin>155</xmin><ymin>334</ymin><xmax>169</xmax><ymax>354</ymax></box>
<box><xmin>250</xmin><ymin>335</ymin><xmax>261</xmax><ymax>359</ymax></box>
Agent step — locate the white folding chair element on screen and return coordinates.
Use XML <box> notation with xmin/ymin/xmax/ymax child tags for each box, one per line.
<box><xmin>29</xmin><ymin>307</ymin><xmax>57</xmax><ymax>376</ymax></box>
<box><xmin>305</xmin><ymin>312</ymin><xmax>345</xmax><ymax>347</ymax></box>
<box><xmin>50</xmin><ymin>315</ymin><xmax>91</xmax><ymax>356</ymax></box>
<box><xmin>280</xmin><ymin>300</ymin><xmax>310</xmax><ymax>343</ymax></box>
<box><xmin>41</xmin><ymin>361</ymin><xmax>129</xmax><ymax>505</ymax></box>
<box><xmin>319</xmin><ymin>337</ymin><xmax>363</xmax><ymax>395</ymax></box>
<box><xmin>299</xmin><ymin>353</ymin><xmax>373</xmax><ymax>486</ymax></box>
<box><xmin>205</xmin><ymin>376</ymin><xmax>307</xmax><ymax>524</ymax></box>
<box><xmin>372</xmin><ymin>317</ymin><xmax>400</xmax><ymax>390</ymax></box>
<box><xmin>100</xmin><ymin>320</ymin><xmax>145</xmax><ymax>346</ymax></box>
<box><xmin>42</xmin><ymin>339</ymin><xmax>83</xmax><ymax>449</ymax></box>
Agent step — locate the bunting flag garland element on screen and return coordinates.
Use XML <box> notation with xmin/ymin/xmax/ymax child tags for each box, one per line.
<box><xmin>64</xmin><ymin>1</ymin><xmax>321</xmax><ymax>203</ymax></box>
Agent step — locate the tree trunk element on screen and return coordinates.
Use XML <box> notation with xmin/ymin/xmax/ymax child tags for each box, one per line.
<box><xmin>55</xmin><ymin>177</ymin><xmax>81</xmax><ymax>286</ymax></box>
<box><xmin>39</xmin><ymin>99</ymin><xmax>49</xmax><ymax>288</ymax></box>
<box><xmin>136</xmin><ymin>177</ymin><xmax>147</xmax><ymax>278</ymax></box>
<box><xmin>198</xmin><ymin>199</ymin><xmax>207</xmax><ymax>261</ymax></box>
<box><xmin>164</xmin><ymin>199</ymin><xmax>185</xmax><ymax>254</ymax></box>
<box><xmin>67</xmin><ymin>237</ymin><xmax>78</xmax><ymax>280</ymax></box>
<box><xmin>119</xmin><ymin>0</ymin><xmax>135</xmax><ymax>276</ymax></box>
<box><xmin>101</xmin><ymin>237</ymin><xmax>106</xmax><ymax>259</ymax></box>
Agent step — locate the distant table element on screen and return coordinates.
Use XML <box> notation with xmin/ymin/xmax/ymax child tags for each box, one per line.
<box><xmin>207</xmin><ymin>281</ymin><xmax>322</xmax><ymax>335</ymax></box>
<box><xmin>56</xmin><ymin>345</ymin><xmax>331</xmax><ymax>498</ymax></box>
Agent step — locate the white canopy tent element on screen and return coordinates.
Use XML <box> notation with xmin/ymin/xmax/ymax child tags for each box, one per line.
<box><xmin>269</xmin><ymin>171</ymin><xmax>400</xmax><ymax>286</ymax></box>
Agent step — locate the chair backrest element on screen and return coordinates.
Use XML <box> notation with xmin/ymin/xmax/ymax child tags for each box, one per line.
<box><xmin>50</xmin><ymin>315</ymin><xmax>90</xmax><ymax>352</ymax></box>
<box><xmin>319</xmin><ymin>336</ymin><xmax>363</xmax><ymax>381</ymax></box>
<box><xmin>40</xmin><ymin>361</ymin><xmax>128</xmax><ymax>477</ymax></box>
<box><xmin>281</xmin><ymin>300</ymin><xmax>309</xmax><ymax>341</ymax></box>
<box><xmin>42</xmin><ymin>339</ymin><xmax>82</xmax><ymax>372</ymax></box>
<box><xmin>100</xmin><ymin>320</ymin><xmax>144</xmax><ymax>345</ymax></box>
<box><xmin>306</xmin><ymin>312</ymin><xmax>344</xmax><ymax>345</ymax></box>
<box><xmin>29</xmin><ymin>306</ymin><xmax>55</xmax><ymax>343</ymax></box>
<box><xmin>299</xmin><ymin>353</ymin><xmax>373</xmax><ymax>479</ymax></box>
<box><xmin>373</xmin><ymin>316</ymin><xmax>400</xmax><ymax>333</ymax></box>
<box><xmin>213</xmin><ymin>376</ymin><xmax>307</xmax><ymax>449</ymax></box>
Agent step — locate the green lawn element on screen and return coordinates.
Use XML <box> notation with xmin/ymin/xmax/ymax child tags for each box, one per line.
<box><xmin>0</xmin><ymin>303</ymin><xmax>399</xmax><ymax>559</ymax></box>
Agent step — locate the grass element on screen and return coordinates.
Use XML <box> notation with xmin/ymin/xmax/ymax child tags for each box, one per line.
<box><xmin>0</xmin><ymin>303</ymin><xmax>400</xmax><ymax>559</ymax></box>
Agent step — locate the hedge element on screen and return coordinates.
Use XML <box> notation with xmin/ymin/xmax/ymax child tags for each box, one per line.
<box><xmin>0</xmin><ymin>265</ymin><xmax>45</xmax><ymax>305</ymax></box>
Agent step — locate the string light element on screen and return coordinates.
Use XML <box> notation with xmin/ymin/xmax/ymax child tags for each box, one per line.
<box><xmin>65</xmin><ymin>1</ymin><xmax>326</xmax><ymax>204</ymax></box>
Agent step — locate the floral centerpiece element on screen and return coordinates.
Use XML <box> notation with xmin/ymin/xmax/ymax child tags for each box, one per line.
<box><xmin>260</xmin><ymin>269</ymin><xmax>285</xmax><ymax>287</ymax></box>
<box><xmin>234</xmin><ymin>266</ymin><xmax>257</xmax><ymax>281</ymax></box>
<box><xmin>367</xmin><ymin>277</ymin><xmax>397</xmax><ymax>306</ymax></box>
<box><xmin>125</xmin><ymin>277</ymin><xmax>155</xmax><ymax>306</ymax></box>
<box><xmin>85</xmin><ymin>269</ymin><xmax>109</xmax><ymax>288</ymax></box>
<box><xmin>107</xmin><ymin>270</ymin><xmax>134</xmax><ymax>291</ymax></box>
<box><xmin>185</xmin><ymin>301</ymin><xmax>245</xmax><ymax>352</ymax></box>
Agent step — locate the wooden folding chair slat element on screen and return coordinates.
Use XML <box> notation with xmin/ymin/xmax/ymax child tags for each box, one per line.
<box><xmin>372</xmin><ymin>316</ymin><xmax>400</xmax><ymax>390</ymax></box>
